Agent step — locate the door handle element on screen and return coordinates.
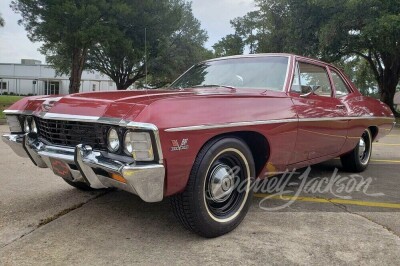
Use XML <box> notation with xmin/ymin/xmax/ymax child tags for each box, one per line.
<box><xmin>336</xmin><ymin>105</ymin><xmax>345</xmax><ymax>109</ymax></box>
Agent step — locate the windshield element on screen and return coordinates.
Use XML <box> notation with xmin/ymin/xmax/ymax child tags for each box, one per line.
<box><xmin>170</xmin><ymin>56</ymin><xmax>289</xmax><ymax>91</ymax></box>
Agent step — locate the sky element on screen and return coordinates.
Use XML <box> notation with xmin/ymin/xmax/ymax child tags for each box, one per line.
<box><xmin>0</xmin><ymin>0</ymin><xmax>256</xmax><ymax>64</ymax></box>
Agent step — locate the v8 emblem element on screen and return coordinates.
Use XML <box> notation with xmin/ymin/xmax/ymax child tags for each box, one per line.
<box><xmin>171</xmin><ymin>139</ymin><xmax>189</xmax><ymax>151</ymax></box>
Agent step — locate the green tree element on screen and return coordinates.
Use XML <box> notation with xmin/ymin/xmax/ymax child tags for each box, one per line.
<box><xmin>88</xmin><ymin>0</ymin><xmax>210</xmax><ymax>90</ymax></box>
<box><xmin>318</xmin><ymin>0</ymin><xmax>400</xmax><ymax>116</ymax></box>
<box><xmin>337</xmin><ymin>57</ymin><xmax>379</xmax><ymax>98</ymax></box>
<box><xmin>148</xmin><ymin>1</ymin><xmax>212</xmax><ymax>87</ymax></box>
<box><xmin>213</xmin><ymin>34</ymin><xmax>244</xmax><ymax>57</ymax></box>
<box><xmin>222</xmin><ymin>0</ymin><xmax>400</xmax><ymax>116</ymax></box>
<box><xmin>11</xmin><ymin>0</ymin><xmax>114</xmax><ymax>94</ymax></box>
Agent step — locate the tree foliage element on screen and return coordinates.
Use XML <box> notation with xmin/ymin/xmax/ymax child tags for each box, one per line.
<box><xmin>11</xmin><ymin>0</ymin><xmax>114</xmax><ymax>93</ymax></box>
<box><xmin>217</xmin><ymin>0</ymin><xmax>400</xmax><ymax>116</ymax></box>
<box><xmin>87</xmin><ymin>0</ymin><xmax>211</xmax><ymax>90</ymax></box>
<box><xmin>12</xmin><ymin>0</ymin><xmax>210</xmax><ymax>92</ymax></box>
<box><xmin>213</xmin><ymin>34</ymin><xmax>244</xmax><ymax>57</ymax></box>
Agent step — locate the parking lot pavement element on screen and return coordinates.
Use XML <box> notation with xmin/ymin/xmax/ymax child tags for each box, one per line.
<box><xmin>0</xmin><ymin>125</ymin><xmax>399</xmax><ymax>265</ymax></box>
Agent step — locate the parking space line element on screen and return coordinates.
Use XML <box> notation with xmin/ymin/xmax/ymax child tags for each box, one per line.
<box><xmin>254</xmin><ymin>194</ymin><xmax>400</xmax><ymax>209</ymax></box>
<box><xmin>374</xmin><ymin>143</ymin><xmax>400</xmax><ymax>146</ymax></box>
<box><xmin>333</xmin><ymin>158</ymin><xmax>400</xmax><ymax>163</ymax></box>
<box><xmin>370</xmin><ymin>159</ymin><xmax>400</xmax><ymax>163</ymax></box>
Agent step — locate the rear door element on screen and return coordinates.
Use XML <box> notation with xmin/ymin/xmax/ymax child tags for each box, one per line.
<box><xmin>288</xmin><ymin>60</ymin><xmax>348</xmax><ymax>163</ymax></box>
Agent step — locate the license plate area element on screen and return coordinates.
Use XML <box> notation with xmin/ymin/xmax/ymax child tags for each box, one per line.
<box><xmin>50</xmin><ymin>158</ymin><xmax>72</xmax><ymax>179</ymax></box>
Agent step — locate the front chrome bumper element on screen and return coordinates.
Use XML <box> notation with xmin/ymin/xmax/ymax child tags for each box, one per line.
<box><xmin>2</xmin><ymin>133</ymin><xmax>165</xmax><ymax>202</ymax></box>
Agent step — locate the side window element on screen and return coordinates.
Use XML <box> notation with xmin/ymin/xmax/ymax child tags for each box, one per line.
<box><xmin>298</xmin><ymin>62</ymin><xmax>332</xmax><ymax>97</ymax></box>
<box><xmin>290</xmin><ymin>63</ymin><xmax>301</xmax><ymax>93</ymax></box>
<box><xmin>331</xmin><ymin>70</ymin><xmax>350</xmax><ymax>97</ymax></box>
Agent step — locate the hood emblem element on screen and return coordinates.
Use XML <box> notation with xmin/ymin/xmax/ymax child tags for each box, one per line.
<box><xmin>41</xmin><ymin>97</ymin><xmax>62</xmax><ymax>112</ymax></box>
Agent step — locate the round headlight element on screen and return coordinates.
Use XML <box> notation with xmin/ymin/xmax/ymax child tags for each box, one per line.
<box><xmin>124</xmin><ymin>132</ymin><xmax>134</xmax><ymax>155</ymax></box>
<box><xmin>107</xmin><ymin>128</ymin><xmax>120</xmax><ymax>152</ymax></box>
<box><xmin>24</xmin><ymin>117</ymin><xmax>31</xmax><ymax>133</ymax></box>
<box><xmin>31</xmin><ymin>119</ymin><xmax>38</xmax><ymax>133</ymax></box>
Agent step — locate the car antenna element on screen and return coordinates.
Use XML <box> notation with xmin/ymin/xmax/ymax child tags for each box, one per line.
<box><xmin>145</xmin><ymin>27</ymin><xmax>148</xmax><ymax>92</ymax></box>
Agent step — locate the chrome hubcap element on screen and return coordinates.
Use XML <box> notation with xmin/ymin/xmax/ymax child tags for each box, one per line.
<box><xmin>358</xmin><ymin>131</ymin><xmax>371</xmax><ymax>165</ymax></box>
<box><xmin>358</xmin><ymin>138</ymin><xmax>366</xmax><ymax>159</ymax></box>
<box><xmin>208</xmin><ymin>164</ymin><xmax>236</xmax><ymax>203</ymax></box>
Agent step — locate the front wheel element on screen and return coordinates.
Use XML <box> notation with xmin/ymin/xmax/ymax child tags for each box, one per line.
<box><xmin>170</xmin><ymin>137</ymin><xmax>255</xmax><ymax>238</ymax></box>
<box><xmin>341</xmin><ymin>129</ymin><xmax>372</xmax><ymax>172</ymax></box>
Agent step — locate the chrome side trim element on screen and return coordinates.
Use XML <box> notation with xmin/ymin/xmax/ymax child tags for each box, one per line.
<box><xmin>165</xmin><ymin>116</ymin><xmax>395</xmax><ymax>132</ymax></box>
<box><xmin>165</xmin><ymin>119</ymin><xmax>299</xmax><ymax>132</ymax></box>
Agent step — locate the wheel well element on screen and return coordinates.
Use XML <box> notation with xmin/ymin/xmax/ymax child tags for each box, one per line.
<box><xmin>368</xmin><ymin>126</ymin><xmax>379</xmax><ymax>141</ymax></box>
<box><xmin>205</xmin><ymin>131</ymin><xmax>270</xmax><ymax>177</ymax></box>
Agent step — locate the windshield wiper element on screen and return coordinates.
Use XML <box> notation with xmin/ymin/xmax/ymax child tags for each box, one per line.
<box><xmin>192</xmin><ymin>84</ymin><xmax>237</xmax><ymax>90</ymax></box>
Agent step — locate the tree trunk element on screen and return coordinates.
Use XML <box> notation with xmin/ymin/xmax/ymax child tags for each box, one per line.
<box><xmin>69</xmin><ymin>48</ymin><xmax>88</xmax><ymax>94</ymax></box>
<box><xmin>380</xmin><ymin>84</ymin><xmax>399</xmax><ymax>117</ymax></box>
<box><xmin>378</xmin><ymin>64</ymin><xmax>400</xmax><ymax>117</ymax></box>
<box><xmin>116</xmin><ymin>79</ymin><xmax>134</xmax><ymax>90</ymax></box>
<box><xmin>114</xmin><ymin>70</ymin><xmax>146</xmax><ymax>90</ymax></box>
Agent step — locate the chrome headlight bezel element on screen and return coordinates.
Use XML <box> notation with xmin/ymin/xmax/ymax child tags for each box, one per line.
<box><xmin>123</xmin><ymin>131</ymin><xmax>154</xmax><ymax>161</ymax></box>
<box><xmin>30</xmin><ymin>118</ymin><xmax>38</xmax><ymax>133</ymax></box>
<box><xmin>107</xmin><ymin>128</ymin><xmax>121</xmax><ymax>153</ymax></box>
<box><xmin>23</xmin><ymin>117</ymin><xmax>31</xmax><ymax>133</ymax></box>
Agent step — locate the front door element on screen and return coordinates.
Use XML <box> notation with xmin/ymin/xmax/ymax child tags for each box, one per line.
<box><xmin>289</xmin><ymin>61</ymin><xmax>348</xmax><ymax>163</ymax></box>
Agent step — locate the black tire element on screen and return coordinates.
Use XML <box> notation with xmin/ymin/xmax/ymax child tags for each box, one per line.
<box><xmin>170</xmin><ymin>137</ymin><xmax>255</xmax><ymax>238</ymax></box>
<box><xmin>340</xmin><ymin>128</ymin><xmax>372</xmax><ymax>173</ymax></box>
<box><xmin>62</xmin><ymin>178</ymin><xmax>97</xmax><ymax>191</ymax></box>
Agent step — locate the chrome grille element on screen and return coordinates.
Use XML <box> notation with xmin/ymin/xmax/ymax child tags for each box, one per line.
<box><xmin>35</xmin><ymin>118</ymin><xmax>109</xmax><ymax>150</ymax></box>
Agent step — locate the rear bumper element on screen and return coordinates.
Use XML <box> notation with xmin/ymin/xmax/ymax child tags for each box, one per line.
<box><xmin>2</xmin><ymin>133</ymin><xmax>165</xmax><ymax>202</ymax></box>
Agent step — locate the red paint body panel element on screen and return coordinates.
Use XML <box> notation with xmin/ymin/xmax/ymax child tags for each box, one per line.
<box><xmin>6</xmin><ymin>54</ymin><xmax>395</xmax><ymax>197</ymax></box>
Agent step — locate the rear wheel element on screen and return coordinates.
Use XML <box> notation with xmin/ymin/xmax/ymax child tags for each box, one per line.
<box><xmin>341</xmin><ymin>129</ymin><xmax>372</xmax><ymax>172</ymax></box>
<box><xmin>170</xmin><ymin>137</ymin><xmax>255</xmax><ymax>238</ymax></box>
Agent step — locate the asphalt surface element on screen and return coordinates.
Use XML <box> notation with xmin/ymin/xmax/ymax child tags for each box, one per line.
<box><xmin>0</xmin><ymin>125</ymin><xmax>399</xmax><ymax>265</ymax></box>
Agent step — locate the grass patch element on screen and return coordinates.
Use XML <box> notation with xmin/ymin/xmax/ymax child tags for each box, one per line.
<box><xmin>0</xmin><ymin>95</ymin><xmax>24</xmax><ymax>120</ymax></box>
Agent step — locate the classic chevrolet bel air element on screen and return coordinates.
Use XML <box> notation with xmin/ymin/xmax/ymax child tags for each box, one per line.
<box><xmin>2</xmin><ymin>54</ymin><xmax>395</xmax><ymax>237</ymax></box>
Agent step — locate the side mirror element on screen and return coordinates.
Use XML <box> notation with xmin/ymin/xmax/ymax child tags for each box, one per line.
<box><xmin>300</xmin><ymin>85</ymin><xmax>321</xmax><ymax>98</ymax></box>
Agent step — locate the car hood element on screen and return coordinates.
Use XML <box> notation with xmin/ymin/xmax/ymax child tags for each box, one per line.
<box><xmin>7</xmin><ymin>88</ymin><xmax>259</xmax><ymax>121</ymax></box>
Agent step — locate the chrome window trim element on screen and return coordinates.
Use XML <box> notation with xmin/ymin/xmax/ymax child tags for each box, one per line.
<box><xmin>165</xmin><ymin>116</ymin><xmax>395</xmax><ymax>132</ymax></box>
<box><xmin>281</xmin><ymin>55</ymin><xmax>292</xmax><ymax>92</ymax></box>
<box><xmin>170</xmin><ymin>54</ymin><xmax>291</xmax><ymax>93</ymax></box>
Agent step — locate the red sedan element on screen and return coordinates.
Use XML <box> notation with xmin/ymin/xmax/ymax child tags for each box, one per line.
<box><xmin>2</xmin><ymin>54</ymin><xmax>395</xmax><ymax>237</ymax></box>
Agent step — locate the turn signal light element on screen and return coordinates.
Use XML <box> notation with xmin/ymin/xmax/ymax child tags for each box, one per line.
<box><xmin>109</xmin><ymin>173</ymin><xmax>127</xmax><ymax>184</ymax></box>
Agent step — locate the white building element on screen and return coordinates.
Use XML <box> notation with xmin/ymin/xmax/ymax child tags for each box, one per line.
<box><xmin>0</xmin><ymin>59</ymin><xmax>117</xmax><ymax>95</ymax></box>
<box><xmin>395</xmin><ymin>92</ymin><xmax>400</xmax><ymax>111</ymax></box>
